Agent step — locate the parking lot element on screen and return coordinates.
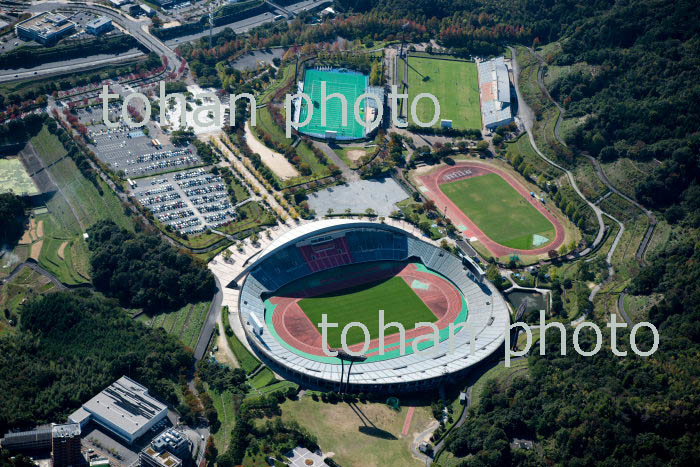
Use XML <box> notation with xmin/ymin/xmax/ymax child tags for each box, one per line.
<box><xmin>133</xmin><ymin>168</ymin><xmax>237</xmax><ymax>235</ymax></box>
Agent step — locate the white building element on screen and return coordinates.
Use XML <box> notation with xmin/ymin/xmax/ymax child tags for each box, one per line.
<box><xmin>478</xmin><ymin>57</ymin><xmax>514</xmax><ymax>130</ymax></box>
<box><xmin>68</xmin><ymin>376</ymin><xmax>168</xmax><ymax>444</ymax></box>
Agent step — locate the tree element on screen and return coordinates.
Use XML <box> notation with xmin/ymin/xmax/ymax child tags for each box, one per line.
<box><xmin>0</xmin><ymin>193</ymin><xmax>26</xmax><ymax>246</ymax></box>
<box><xmin>476</xmin><ymin>140</ymin><xmax>489</xmax><ymax>153</ymax></box>
<box><xmin>205</xmin><ymin>436</ymin><xmax>218</xmax><ymax>462</ymax></box>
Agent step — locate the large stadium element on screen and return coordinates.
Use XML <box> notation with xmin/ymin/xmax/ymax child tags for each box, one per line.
<box><xmin>238</xmin><ymin>219</ymin><xmax>510</xmax><ymax>392</ymax></box>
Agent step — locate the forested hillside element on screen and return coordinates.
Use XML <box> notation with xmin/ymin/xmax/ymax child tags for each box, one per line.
<box><xmin>0</xmin><ymin>292</ymin><xmax>192</xmax><ymax>433</ymax></box>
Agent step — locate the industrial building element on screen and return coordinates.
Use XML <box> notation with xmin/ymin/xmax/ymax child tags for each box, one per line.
<box><xmin>15</xmin><ymin>12</ymin><xmax>76</xmax><ymax>45</ymax></box>
<box><xmin>51</xmin><ymin>424</ymin><xmax>82</xmax><ymax>467</ymax></box>
<box><xmin>0</xmin><ymin>427</ymin><xmax>52</xmax><ymax>453</ymax></box>
<box><xmin>478</xmin><ymin>57</ymin><xmax>514</xmax><ymax>130</ymax></box>
<box><xmin>139</xmin><ymin>429</ymin><xmax>191</xmax><ymax>467</ymax></box>
<box><xmin>86</xmin><ymin>17</ymin><xmax>113</xmax><ymax>35</ymax></box>
<box><xmin>68</xmin><ymin>376</ymin><xmax>168</xmax><ymax>445</ymax></box>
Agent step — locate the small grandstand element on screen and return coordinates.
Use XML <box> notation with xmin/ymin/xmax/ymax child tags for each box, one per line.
<box><xmin>294</xmin><ymin>68</ymin><xmax>382</xmax><ymax>141</ymax></box>
<box><xmin>238</xmin><ymin>219</ymin><xmax>509</xmax><ymax>392</ymax></box>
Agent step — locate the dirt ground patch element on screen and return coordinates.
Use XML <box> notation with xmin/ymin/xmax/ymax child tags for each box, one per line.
<box><xmin>244</xmin><ymin>123</ymin><xmax>299</xmax><ymax>180</ymax></box>
<box><xmin>30</xmin><ymin>240</ymin><xmax>43</xmax><ymax>260</ymax></box>
<box><xmin>36</xmin><ymin>220</ymin><xmax>44</xmax><ymax>238</ymax></box>
<box><xmin>19</xmin><ymin>219</ymin><xmax>36</xmax><ymax>245</ymax></box>
<box><xmin>347</xmin><ymin>149</ymin><xmax>367</xmax><ymax>161</ymax></box>
<box><xmin>57</xmin><ymin>241</ymin><xmax>69</xmax><ymax>260</ymax></box>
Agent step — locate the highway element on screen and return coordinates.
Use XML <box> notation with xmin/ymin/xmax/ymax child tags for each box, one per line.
<box><xmin>1</xmin><ymin>0</ymin><xmax>329</xmax><ymax>83</ymax></box>
<box><xmin>0</xmin><ymin>1</ymin><xmax>180</xmax><ymax>82</ymax></box>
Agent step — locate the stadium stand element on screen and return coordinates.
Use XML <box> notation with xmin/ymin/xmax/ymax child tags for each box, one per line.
<box><xmin>238</xmin><ymin>219</ymin><xmax>509</xmax><ymax>392</ymax></box>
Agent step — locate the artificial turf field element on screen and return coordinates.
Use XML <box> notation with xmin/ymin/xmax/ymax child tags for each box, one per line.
<box><xmin>407</xmin><ymin>56</ymin><xmax>481</xmax><ymax>130</ymax></box>
<box><xmin>440</xmin><ymin>173</ymin><xmax>556</xmax><ymax>249</ymax></box>
<box><xmin>297</xmin><ymin>276</ymin><xmax>437</xmax><ymax>348</ymax></box>
<box><xmin>298</xmin><ymin>69</ymin><xmax>368</xmax><ymax>139</ymax></box>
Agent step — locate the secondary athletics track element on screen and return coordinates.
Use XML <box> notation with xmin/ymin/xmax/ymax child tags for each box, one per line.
<box><xmin>269</xmin><ymin>263</ymin><xmax>464</xmax><ymax>359</ymax></box>
<box><xmin>419</xmin><ymin>162</ymin><xmax>565</xmax><ymax>257</ymax></box>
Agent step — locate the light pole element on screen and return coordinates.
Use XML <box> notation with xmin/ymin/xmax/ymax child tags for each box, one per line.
<box><xmin>335</xmin><ymin>349</ymin><xmax>367</xmax><ymax>393</ymax></box>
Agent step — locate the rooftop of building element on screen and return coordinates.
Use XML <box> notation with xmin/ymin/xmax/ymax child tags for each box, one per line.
<box><xmin>51</xmin><ymin>424</ymin><xmax>81</xmax><ymax>438</ymax></box>
<box><xmin>86</xmin><ymin>16</ymin><xmax>112</xmax><ymax>28</ymax></box>
<box><xmin>17</xmin><ymin>11</ymin><xmax>75</xmax><ymax>35</ymax></box>
<box><xmin>71</xmin><ymin>376</ymin><xmax>167</xmax><ymax>438</ymax></box>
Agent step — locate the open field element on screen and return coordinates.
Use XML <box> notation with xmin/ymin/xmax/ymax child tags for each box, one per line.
<box><xmin>280</xmin><ymin>395</ymin><xmax>433</xmax><ymax>467</ymax></box>
<box><xmin>334</xmin><ymin>145</ymin><xmax>368</xmax><ymax>168</ymax></box>
<box><xmin>297</xmin><ymin>276</ymin><xmax>437</xmax><ymax>347</ymax></box>
<box><xmin>407</xmin><ymin>56</ymin><xmax>481</xmax><ymax>130</ymax></box>
<box><xmin>139</xmin><ymin>301</ymin><xmax>210</xmax><ymax>350</ymax></box>
<box><xmin>299</xmin><ymin>69</ymin><xmax>368</xmax><ymax>139</ymax></box>
<box><xmin>0</xmin><ymin>158</ymin><xmax>38</xmax><ymax>196</ymax></box>
<box><xmin>210</xmin><ymin>388</ymin><xmax>239</xmax><ymax>451</ymax></box>
<box><xmin>440</xmin><ymin>173</ymin><xmax>556</xmax><ymax>249</ymax></box>
<box><xmin>23</xmin><ymin>126</ymin><xmax>135</xmax><ymax>284</ymax></box>
<box><xmin>256</xmin><ymin>106</ymin><xmax>330</xmax><ymax>185</ymax></box>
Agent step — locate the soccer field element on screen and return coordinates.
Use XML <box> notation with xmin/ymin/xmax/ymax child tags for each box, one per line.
<box><xmin>441</xmin><ymin>173</ymin><xmax>556</xmax><ymax>249</ymax></box>
<box><xmin>298</xmin><ymin>276</ymin><xmax>437</xmax><ymax>348</ymax></box>
<box><xmin>299</xmin><ymin>69</ymin><xmax>368</xmax><ymax>139</ymax></box>
<box><xmin>407</xmin><ymin>56</ymin><xmax>481</xmax><ymax>130</ymax></box>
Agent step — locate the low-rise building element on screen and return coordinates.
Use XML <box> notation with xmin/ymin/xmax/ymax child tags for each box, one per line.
<box><xmin>15</xmin><ymin>12</ymin><xmax>76</xmax><ymax>45</ymax></box>
<box><xmin>68</xmin><ymin>376</ymin><xmax>168</xmax><ymax>445</ymax></box>
<box><xmin>86</xmin><ymin>17</ymin><xmax>113</xmax><ymax>35</ymax></box>
<box><xmin>139</xmin><ymin>428</ymin><xmax>191</xmax><ymax>467</ymax></box>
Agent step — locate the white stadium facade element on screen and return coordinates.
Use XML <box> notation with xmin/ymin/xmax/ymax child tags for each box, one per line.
<box><xmin>236</xmin><ymin>219</ymin><xmax>510</xmax><ymax>393</ymax></box>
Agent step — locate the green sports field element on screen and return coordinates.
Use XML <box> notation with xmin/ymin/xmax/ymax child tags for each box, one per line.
<box><xmin>407</xmin><ymin>56</ymin><xmax>481</xmax><ymax>130</ymax></box>
<box><xmin>298</xmin><ymin>276</ymin><xmax>437</xmax><ymax>348</ymax></box>
<box><xmin>298</xmin><ymin>69</ymin><xmax>368</xmax><ymax>139</ymax></box>
<box><xmin>441</xmin><ymin>173</ymin><xmax>556</xmax><ymax>249</ymax></box>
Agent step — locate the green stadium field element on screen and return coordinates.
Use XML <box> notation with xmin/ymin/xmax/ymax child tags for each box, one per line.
<box><xmin>297</xmin><ymin>276</ymin><xmax>437</xmax><ymax>348</ymax></box>
<box><xmin>298</xmin><ymin>69</ymin><xmax>368</xmax><ymax>139</ymax></box>
<box><xmin>441</xmin><ymin>173</ymin><xmax>556</xmax><ymax>249</ymax></box>
<box><xmin>407</xmin><ymin>56</ymin><xmax>481</xmax><ymax>130</ymax></box>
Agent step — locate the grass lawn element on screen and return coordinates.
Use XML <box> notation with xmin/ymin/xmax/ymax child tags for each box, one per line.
<box><xmin>280</xmin><ymin>396</ymin><xmax>432</xmax><ymax>467</ymax></box>
<box><xmin>407</xmin><ymin>56</ymin><xmax>481</xmax><ymax>130</ymax></box>
<box><xmin>440</xmin><ymin>173</ymin><xmax>556</xmax><ymax>249</ymax></box>
<box><xmin>333</xmin><ymin>146</ymin><xmax>368</xmax><ymax>169</ymax></box>
<box><xmin>141</xmin><ymin>301</ymin><xmax>210</xmax><ymax>350</ymax></box>
<box><xmin>226</xmin><ymin>309</ymin><xmax>262</xmax><ymax>374</ymax></box>
<box><xmin>27</xmin><ymin>126</ymin><xmax>135</xmax><ymax>284</ymax></box>
<box><xmin>297</xmin><ymin>276</ymin><xmax>437</xmax><ymax>348</ymax></box>
<box><xmin>210</xmin><ymin>388</ymin><xmax>239</xmax><ymax>451</ymax></box>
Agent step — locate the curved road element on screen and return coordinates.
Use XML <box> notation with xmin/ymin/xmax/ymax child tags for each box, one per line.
<box><xmin>509</xmin><ymin>47</ymin><xmax>628</xmax><ymax>304</ymax></box>
<box><xmin>0</xmin><ymin>1</ymin><xmax>182</xmax><ymax>83</ymax></box>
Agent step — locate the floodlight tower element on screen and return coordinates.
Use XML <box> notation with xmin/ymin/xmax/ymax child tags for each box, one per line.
<box><xmin>335</xmin><ymin>349</ymin><xmax>368</xmax><ymax>393</ymax></box>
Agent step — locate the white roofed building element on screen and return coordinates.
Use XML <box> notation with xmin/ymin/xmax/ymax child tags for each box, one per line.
<box><xmin>68</xmin><ymin>376</ymin><xmax>168</xmax><ymax>444</ymax></box>
<box><xmin>478</xmin><ymin>57</ymin><xmax>514</xmax><ymax>130</ymax></box>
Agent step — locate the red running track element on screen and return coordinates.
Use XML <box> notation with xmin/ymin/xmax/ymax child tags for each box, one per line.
<box><xmin>270</xmin><ymin>263</ymin><xmax>464</xmax><ymax>358</ymax></box>
<box><xmin>419</xmin><ymin>162</ymin><xmax>565</xmax><ymax>257</ymax></box>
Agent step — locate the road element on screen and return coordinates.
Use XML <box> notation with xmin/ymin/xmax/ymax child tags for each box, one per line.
<box><xmin>0</xmin><ymin>51</ymin><xmax>144</xmax><ymax>83</ymax></box>
<box><xmin>0</xmin><ymin>1</ymin><xmax>181</xmax><ymax>83</ymax></box>
<box><xmin>193</xmin><ymin>275</ymin><xmax>224</xmax><ymax>361</ymax></box>
<box><xmin>0</xmin><ymin>260</ymin><xmax>68</xmax><ymax>289</ymax></box>
<box><xmin>509</xmin><ymin>46</ymin><xmax>606</xmax><ymax>256</ymax></box>
<box><xmin>164</xmin><ymin>0</ymin><xmax>331</xmax><ymax>46</ymax></box>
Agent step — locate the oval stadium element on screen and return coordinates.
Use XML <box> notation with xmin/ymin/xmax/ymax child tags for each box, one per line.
<box><xmin>238</xmin><ymin>219</ymin><xmax>510</xmax><ymax>392</ymax></box>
